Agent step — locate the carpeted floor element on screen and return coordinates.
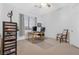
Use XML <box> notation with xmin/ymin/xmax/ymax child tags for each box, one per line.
<box><xmin>17</xmin><ymin>38</ymin><xmax>79</xmax><ymax>55</ymax></box>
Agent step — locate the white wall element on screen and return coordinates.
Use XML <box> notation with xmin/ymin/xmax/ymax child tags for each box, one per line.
<box><xmin>37</xmin><ymin>6</ymin><xmax>69</xmax><ymax>38</ymax></box>
<box><xmin>0</xmin><ymin>4</ymin><xmax>24</xmax><ymax>40</ymax></box>
<box><xmin>0</xmin><ymin>3</ymin><xmax>79</xmax><ymax>47</ymax></box>
<box><xmin>68</xmin><ymin>5</ymin><xmax>79</xmax><ymax>47</ymax></box>
<box><xmin>0</xmin><ymin>4</ymin><xmax>3</xmax><ymax>35</ymax></box>
<box><xmin>1</xmin><ymin>4</ymin><xmax>38</xmax><ymax>40</ymax></box>
<box><xmin>38</xmin><ymin>4</ymin><xmax>79</xmax><ymax>47</ymax></box>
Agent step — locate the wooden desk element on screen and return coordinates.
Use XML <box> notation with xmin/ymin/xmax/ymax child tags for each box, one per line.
<box><xmin>28</xmin><ymin>32</ymin><xmax>44</xmax><ymax>41</ymax></box>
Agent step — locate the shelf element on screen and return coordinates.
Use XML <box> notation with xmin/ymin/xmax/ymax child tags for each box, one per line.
<box><xmin>4</xmin><ymin>39</ymin><xmax>16</xmax><ymax>42</ymax></box>
<box><xmin>5</xmin><ymin>42</ymin><xmax>16</xmax><ymax>45</ymax></box>
<box><xmin>4</xmin><ymin>30</ymin><xmax>16</xmax><ymax>32</ymax></box>
<box><xmin>5</xmin><ymin>35</ymin><xmax>16</xmax><ymax>37</ymax></box>
<box><xmin>5</xmin><ymin>51</ymin><xmax>15</xmax><ymax>55</ymax></box>
<box><xmin>4</xmin><ymin>45</ymin><xmax>15</xmax><ymax>49</ymax></box>
<box><xmin>4</xmin><ymin>46</ymin><xmax>16</xmax><ymax>51</ymax></box>
<box><xmin>2</xmin><ymin>21</ymin><xmax>17</xmax><ymax>55</ymax></box>
<box><xmin>5</xmin><ymin>51</ymin><xmax>16</xmax><ymax>55</ymax></box>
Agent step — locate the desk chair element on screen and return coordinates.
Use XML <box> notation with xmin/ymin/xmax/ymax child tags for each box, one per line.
<box><xmin>32</xmin><ymin>26</ymin><xmax>37</xmax><ymax>32</ymax></box>
<box><xmin>56</xmin><ymin>29</ymin><xmax>68</xmax><ymax>43</ymax></box>
<box><xmin>32</xmin><ymin>27</ymin><xmax>45</xmax><ymax>40</ymax></box>
<box><xmin>37</xmin><ymin>27</ymin><xmax>45</xmax><ymax>40</ymax></box>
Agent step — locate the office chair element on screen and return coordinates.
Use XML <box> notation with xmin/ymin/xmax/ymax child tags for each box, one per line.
<box><xmin>32</xmin><ymin>26</ymin><xmax>37</xmax><ymax>32</ymax></box>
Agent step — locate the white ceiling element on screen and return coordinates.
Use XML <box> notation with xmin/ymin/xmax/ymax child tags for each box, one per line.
<box><xmin>7</xmin><ymin>3</ymin><xmax>78</xmax><ymax>16</ymax></box>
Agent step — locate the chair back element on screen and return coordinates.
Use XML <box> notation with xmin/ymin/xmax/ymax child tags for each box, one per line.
<box><xmin>32</xmin><ymin>26</ymin><xmax>37</xmax><ymax>31</ymax></box>
<box><xmin>63</xmin><ymin>29</ymin><xmax>68</xmax><ymax>35</ymax></box>
<box><xmin>41</xmin><ymin>27</ymin><xmax>45</xmax><ymax>32</ymax></box>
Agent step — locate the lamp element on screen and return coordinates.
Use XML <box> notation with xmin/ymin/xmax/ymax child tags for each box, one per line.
<box><xmin>7</xmin><ymin>10</ymin><xmax>13</xmax><ymax>22</ymax></box>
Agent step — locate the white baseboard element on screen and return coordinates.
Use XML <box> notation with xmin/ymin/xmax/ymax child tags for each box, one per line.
<box><xmin>45</xmin><ymin>37</ymin><xmax>56</xmax><ymax>39</ymax></box>
<box><xmin>17</xmin><ymin>36</ymin><xmax>27</xmax><ymax>41</ymax></box>
<box><xmin>17</xmin><ymin>36</ymin><xmax>55</xmax><ymax>41</ymax></box>
<box><xmin>70</xmin><ymin>42</ymin><xmax>79</xmax><ymax>48</ymax></box>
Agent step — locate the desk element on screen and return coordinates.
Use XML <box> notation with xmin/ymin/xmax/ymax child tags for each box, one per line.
<box><xmin>28</xmin><ymin>32</ymin><xmax>44</xmax><ymax>41</ymax></box>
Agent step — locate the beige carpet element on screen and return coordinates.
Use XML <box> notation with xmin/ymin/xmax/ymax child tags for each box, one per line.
<box><xmin>17</xmin><ymin>38</ymin><xmax>79</xmax><ymax>55</ymax></box>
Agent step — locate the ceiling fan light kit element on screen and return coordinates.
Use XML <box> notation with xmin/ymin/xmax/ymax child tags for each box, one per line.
<box><xmin>35</xmin><ymin>3</ymin><xmax>52</xmax><ymax>8</ymax></box>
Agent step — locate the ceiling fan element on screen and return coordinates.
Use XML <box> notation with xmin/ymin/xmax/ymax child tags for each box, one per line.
<box><xmin>34</xmin><ymin>3</ymin><xmax>52</xmax><ymax>8</ymax></box>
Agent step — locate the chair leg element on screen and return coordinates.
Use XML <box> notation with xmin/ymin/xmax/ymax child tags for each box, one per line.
<box><xmin>56</xmin><ymin>37</ymin><xmax>58</xmax><ymax>41</ymax></box>
<box><xmin>60</xmin><ymin>38</ymin><xmax>63</xmax><ymax>43</ymax></box>
<box><xmin>65</xmin><ymin>38</ymin><xmax>67</xmax><ymax>43</ymax></box>
<box><xmin>41</xmin><ymin>36</ymin><xmax>44</xmax><ymax>41</ymax></box>
<box><xmin>60</xmin><ymin>38</ymin><xmax>62</xmax><ymax>43</ymax></box>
